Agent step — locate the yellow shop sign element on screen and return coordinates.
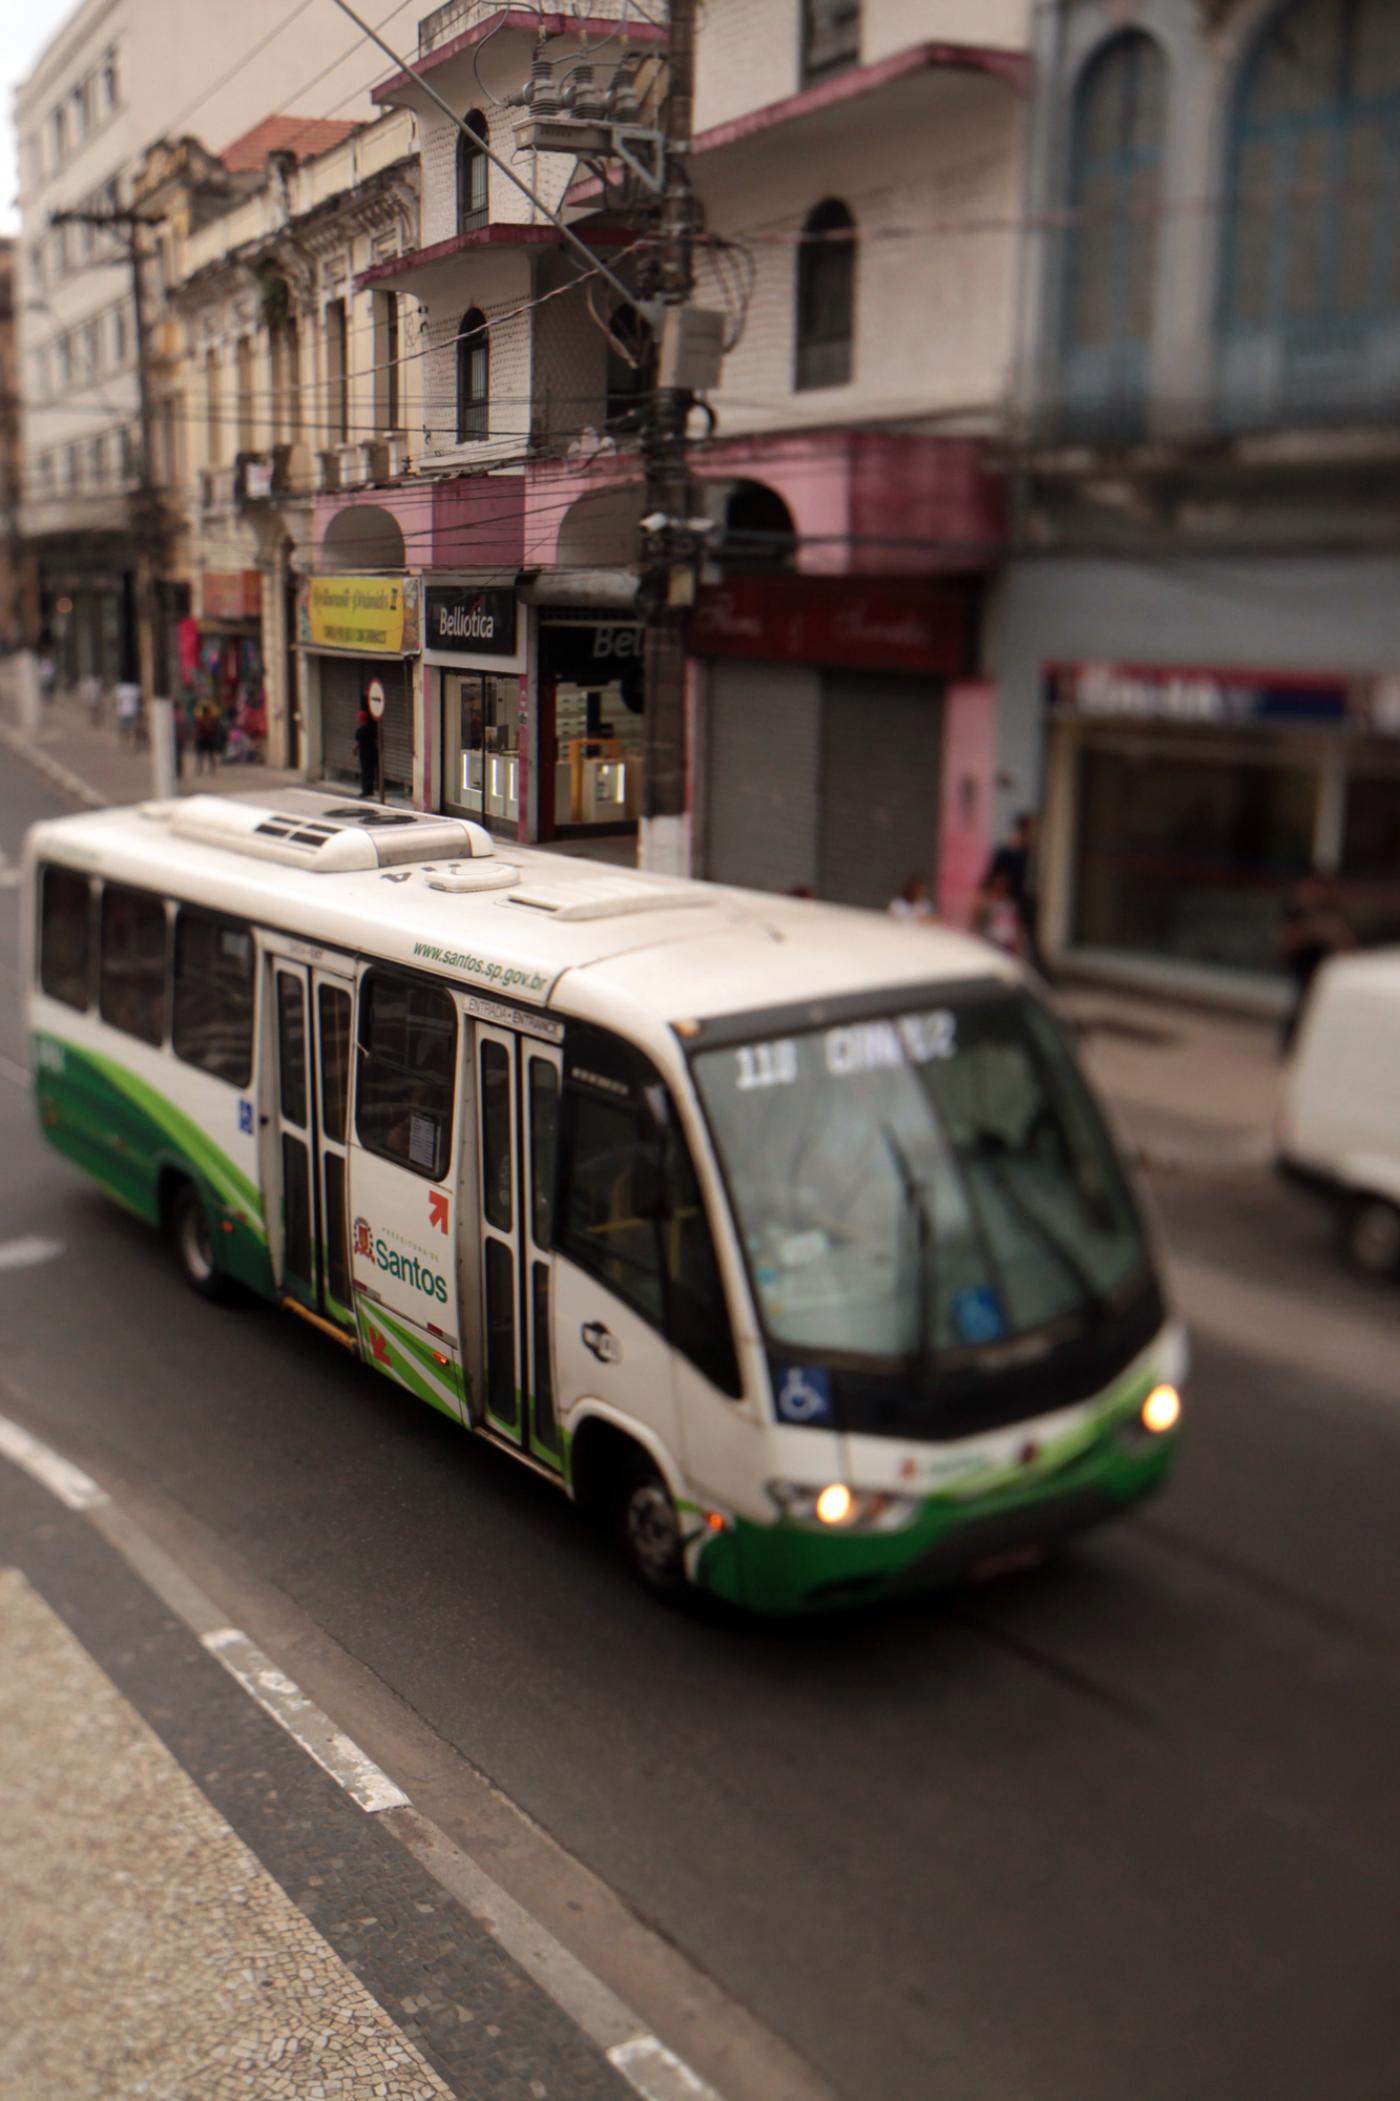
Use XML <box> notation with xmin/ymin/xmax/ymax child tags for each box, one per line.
<box><xmin>305</xmin><ymin>575</ymin><xmax>417</xmax><ymax>653</ymax></box>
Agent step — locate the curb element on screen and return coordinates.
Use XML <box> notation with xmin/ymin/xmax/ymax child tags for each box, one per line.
<box><xmin>0</xmin><ymin>1397</ymin><xmax>831</xmax><ymax>2101</ymax></box>
<box><xmin>0</xmin><ymin>720</ymin><xmax>109</xmax><ymax>810</ymax></box>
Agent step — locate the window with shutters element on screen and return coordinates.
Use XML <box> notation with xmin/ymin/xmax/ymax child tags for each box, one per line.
<box><xmin>456</xmin><ymin>308</ymin><xmax>488</xmax><ymax>441</ymax></box>
<box><xmin>1059</xmin><ymin>31</ymin><xmax>1165</xmax><ymax>443</ymax></box>
<box><xmin>1221</xmin><ymin>0</ymin><xmax>1400</xmax><ymax>424</ymax></box>
<box><xmin>802</xmin><ymin>0</ymin><xmax>860</xmax><ymax>87</ymax></box>
<box><xmin>795</xmin><ymin>200</ymin><xmax>856</xmax><ymax>391</ymax></box>
<box><xmin>457</xmin><ymin>110</ymin><xmax>488</xmax><ymax>232</ymax></box>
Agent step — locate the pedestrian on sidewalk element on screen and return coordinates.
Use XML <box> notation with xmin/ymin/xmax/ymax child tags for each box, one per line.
<box><xmin>115</xmin><ymin>679</ymin><xmax>143</xmax><ymax>746</ymax></box>
<box><xmin>888</xmin><ymin>873</ymin><xmax>937</xmax><ymax>924</ymax></box>
<box><xmin>355</xmin><ymin>706</ymin><xmax>380</xmax><ymax>800</ymax></box>
<box><xmin>978</xmin><ymin>812</ymin><xmax>1044</xmax><ymax>974</ymax></box>
<box><xmin>193</xmin><ymin>697</ymin><xmax>221</xmax><ymax>776</ymax></box>
<box><xmin>1277</xmin><ymin>870</ymin><xmax>1356</xmax><ymax>1055</ymax></box>
<box><xmin>972</xmin><ymin>867</ymin><xmax>1025</xmax><ymax>957</ymax></box>
<box><xmin>80</xmin><ymin>672</ymin><xmax>103</xmax><ymax>726</ymax></box>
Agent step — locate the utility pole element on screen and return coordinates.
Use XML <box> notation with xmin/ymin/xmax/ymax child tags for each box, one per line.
<box><xmin>637</xmin><ymin>0</ymin><xmax>700</xmax><ymax>876</ymax></box>
<box><xmin>328</xmin><ymin>0</ymin><xmax>723</xmax><ymax>871</ymax></box>
<box><xmin>50</xmin><ymin>207</ymin><xmax>167</xmax><ymax>709</ymax></box>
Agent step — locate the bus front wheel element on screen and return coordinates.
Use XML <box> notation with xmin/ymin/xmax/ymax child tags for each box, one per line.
<box><xmin>617</xmin><ymin>1455</ymin><xmax>687</xmax><ymax>1600</ymax></box>
<box><xmin>170</xmin><ymin>1182</ymin><xmax>233</xmax><ymax>1303</ymax></box>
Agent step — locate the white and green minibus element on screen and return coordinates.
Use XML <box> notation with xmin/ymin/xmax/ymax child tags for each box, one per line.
<box><xmin>23</xmin><ymin>789</ymin><xmax>1185</xmax><ymax>1611</ymax></box>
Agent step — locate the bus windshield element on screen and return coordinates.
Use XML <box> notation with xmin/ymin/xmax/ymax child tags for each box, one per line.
<box><xmin>692</xmin><ymin>988</ymin><xmax>1151</xmax><ymax>1364</ymax></box>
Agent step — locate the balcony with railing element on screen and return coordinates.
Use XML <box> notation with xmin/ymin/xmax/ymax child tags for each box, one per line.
<box><xmin>418</xmin><ymin>0</ymin><xmax>644</xmax><ymax>57</ymax></box>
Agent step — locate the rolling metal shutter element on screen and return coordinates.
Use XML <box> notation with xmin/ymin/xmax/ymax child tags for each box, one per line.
<box><xmin>318</xmin><ymin>657</ymin><xmax>412</xmax><ymax>795</ymax></box>
<box><xmin>320</xmin><ymin>657</ymin><xmax>361</xmax><ymax>787</ymax></box>
<box><xmin>817</xmin><ymin>673</ymin><xmax>943</xmax><ymax>910</ymax></box>
<box><xmin>703</xmin><ymin>661</ymin><xmax>821</xmax><ymax>893</ymax></box>
<box><xmin>377</xmin><ymin>662</ymin><xmax>413</xmax><ymax>796</ymax></box>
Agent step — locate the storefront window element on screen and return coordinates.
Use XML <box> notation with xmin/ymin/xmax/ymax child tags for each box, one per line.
<box><xmin>539</xmin><ymin>619</ymin><xmax>645</xmax><ymax>831</ymax></box>
<box><xmin>445</xmin><ymin>671</ymin><xmax>520</xmax><ymax>825</ymax></box>
<box><xmin>1073</xmin><ymin>737</ymin><xmax>1320</xmax><ymax>976</ymax></box>
<box><xmin>1341</xmin><ymin>757</ymin><xmax>1400</xmax><ymax>946</ymax></box>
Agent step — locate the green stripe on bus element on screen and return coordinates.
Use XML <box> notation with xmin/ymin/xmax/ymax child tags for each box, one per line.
<box><xmin>358</xmin><ymin>1305</ymin><xmax>461</xmax><ymax>1422</ymax></box>
<box><xmin>38</xmin><ymin>1035</ymin><xmax>264</xmax><ymax>1229</ymax></box>
<box><xmin>372</xmin><ymin>1303</ymin><xmax>464</xmax><ymax>1405</ymax></box>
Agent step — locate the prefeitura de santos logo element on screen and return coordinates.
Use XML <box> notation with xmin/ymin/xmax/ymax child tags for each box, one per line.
<box><xmin>352</xmin><ymin>1216</ymin><xmax>448</xmax><ymax>1303</ymax></box>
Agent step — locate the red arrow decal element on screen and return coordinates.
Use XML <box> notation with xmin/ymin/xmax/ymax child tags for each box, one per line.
<box><xmin>369</xmin><ymin>1327</ymin><xmax>390</xmax><ymax>1366</ymax></box>
<box><xmin>428</xmin><ymin>1189</ymin><xmax>450</xmax><ymax>1235</ymax></box>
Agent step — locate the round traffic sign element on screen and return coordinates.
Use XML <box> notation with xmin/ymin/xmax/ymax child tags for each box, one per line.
<box><xmin>366</xmin><ymin>678</ymin><xmax>387</xmax><ymax>721</ymax></box>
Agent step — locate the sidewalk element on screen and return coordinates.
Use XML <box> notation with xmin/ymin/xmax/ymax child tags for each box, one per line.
<box><xmin>1060</xmin><ymin>984</ymin><xmax>1278</xmax><ymax>1173</ymax></box>
<box><xmin>0</xmin><ymin>670</ymin><xmax>303</xmax><ymax>809</ymax></box>
<box><xmin>0</xmin><ymin>1438</ymin><xmax>683</xmax><ymax>2101</ymax></box>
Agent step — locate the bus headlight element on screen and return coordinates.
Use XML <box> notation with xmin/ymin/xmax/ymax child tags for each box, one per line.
<box><xmin>766</xmin><ymin>1481</ymin><xmax>920</xmax><ymax>1530</ymax></box>
<box><xmin>1141</xmin><ymin>1384</ymin><xmax>1182</xmax><ymax>1434</ymax></box>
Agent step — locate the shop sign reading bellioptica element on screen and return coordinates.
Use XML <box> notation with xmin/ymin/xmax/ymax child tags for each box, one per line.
<box><xmin>424</xmin><ymin>584</ymin><xmax>518</xmax><ymax>657</ymax></box>
<box><xmin>304</xmin><ymin>576</ymin><xmax>419</xmax><ymax>654</ymax></box>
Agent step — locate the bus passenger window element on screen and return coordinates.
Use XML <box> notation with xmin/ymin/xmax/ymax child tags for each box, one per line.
<box><xmin>560</xmin><ymin>1087</ymin><xmax>666</xmax><ymax>1324</ymax></box>
<box><xmin>528</xmin><ymin>1056</ymin><xmax>558</xmax><ymax>1250</ymax></box>
<box><xmin>318</xmin><ymin>986</ymin><xmax>351</xmax><ymax>1144</ymax></box>
<box><xmin>98</xmin><ymin>885</ymin><xmax>167</xmax><ymax>1048</ymax></box>
<box><xmin>356</xmin><ymin>969</ymin><xmax>456</xmax><ymax>1180</ymax></box>
<box><xmin>39</xmin><ymin>864</ymin><xmax>93</xmax><ymax>1011</ymax></box>
<box><xmin>480</xmin><ymin>1040</ymin><xmax>512</xmax><ymax>1231</ymax></box>
<box><xmin>558</xmin><ymin>1028</ymin><xmax>740</xmax><ymax>1390</ymax></box>
<box><xmin>172</xmin><ymin>909</ymin><xmax>254</xmax><ymax>1087</ymax></box>
<box><xmin>661</xmin><ymin>1123</ymin><xmax>742</xmax><ymax>1397</ymax></box>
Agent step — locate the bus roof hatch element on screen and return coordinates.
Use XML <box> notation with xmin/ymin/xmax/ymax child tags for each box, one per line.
<box><xmin>166</xmin><ymin>793</ymin><xmax>494</xmax><ymax>872</ymax></box>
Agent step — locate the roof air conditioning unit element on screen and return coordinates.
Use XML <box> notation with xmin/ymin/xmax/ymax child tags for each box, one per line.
<box><xmin>314</xmin><ymin>449</ymin><xmax>341</xmax><ymax>493</ymax></box>
<box><xmin>358</xmin><ymin>440</ymin><xmax>390</xmax><ymax>484</ymax></box>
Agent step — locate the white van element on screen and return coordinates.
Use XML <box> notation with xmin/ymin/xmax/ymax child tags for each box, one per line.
<box><xmin>1277</xmin><ymin>950</ymin><xmax>1400</xmax><ymax>1277</ymax></box>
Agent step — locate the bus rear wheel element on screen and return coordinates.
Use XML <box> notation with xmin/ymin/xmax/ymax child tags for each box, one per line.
<box><xmin>170</xmin><ymin>1182</ymin><xmax>232</xmax><ymax>1303</ymax></box>
<box><xmin>617</xmin><ymin>1455</ymin><xmax>687</xmax><ymax>1600</ymax></box>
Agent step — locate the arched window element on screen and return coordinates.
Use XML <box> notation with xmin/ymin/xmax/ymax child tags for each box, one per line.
<box><xmin>722</xmin><ymin>481</ymin><xmax>797</xmax><ymax>571</ymax></box>
<box><xmin>604</xmin><ymin>304</ymin><xmax>655</xmax><ymax>434</ymax></box>
<box><xmin>457</xmin><ymin>110</ymin><xmax>488</xmax><ymax>233</ymax></box>
<box><xmin>1061</xmin><ymin>31</ymin><xmax>1166</xmax><ymax>437</ymax></box>
<box><xmin>795</xmin><ymin>199</ymin><xmax>856</xmax><ymax>391</ymax></box>
<box><xmin>456</xmin><ymin>308</ymin><xmax>488</xmax><ymax>442</ymax></box>
<box><xmin>1222</xmin><ymin>0</ymin><xmax>1400</xmax><ymax>415</ymax></box>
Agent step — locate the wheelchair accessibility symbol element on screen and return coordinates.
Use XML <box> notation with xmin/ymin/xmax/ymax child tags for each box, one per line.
<box><xmin>775</xmin><ymin>1366</ymin><xmax>833</xmax><ymax>1425</ymax></box>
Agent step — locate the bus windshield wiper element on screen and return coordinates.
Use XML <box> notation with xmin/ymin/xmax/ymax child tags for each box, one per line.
<box><xmin>971</xmin><ymin>1141</ymin><xmax>1108</xmax><ymax>1321</ymax></box>
<box><xmin>882</xmin><ymin>1123</ymin><xmax>937</xmax><ymax>1377</ymax></box>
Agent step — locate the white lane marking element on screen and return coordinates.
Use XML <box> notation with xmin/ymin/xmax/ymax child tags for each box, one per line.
<box><xmin>0</xmin><ymin>1237</ymin><xmax>64</xmax><ymax>1273</ymax></box>
<box><xmin>0</xmin><ymin>1411</ymin><xmax>109</xmax><ymax>1511</ymax></box>
<box><xmin>609</xmin><ymin>2033</ymin><xmax>723</xmax><ymax>2101</ymax></box>
<box><xmin>201</xmin><ymin>1627</ymin><xmax>410</xmax><ymax>1814</ymax></box>
<box><xmin>0</xmin><ymin>1053</ymin><xmax>31</xmax><ymax>1088</ymax></box>
<box><xmin>395</xmin><ymin>1813</ymin><xmax>731</xmax><ymax>2101</ymax></box>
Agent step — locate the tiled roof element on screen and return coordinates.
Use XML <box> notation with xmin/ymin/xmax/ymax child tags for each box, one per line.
<box><xmin>219</xmin><ymin>115</ymin><xmax>359</xmax><ymax>173</ymax></box>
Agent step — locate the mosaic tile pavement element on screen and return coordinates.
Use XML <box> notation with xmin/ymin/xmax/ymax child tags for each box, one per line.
<box><xmin>0</xmin><ymin>1567</ymin><xmax>453</xmax><ymax>2100</ymax></box>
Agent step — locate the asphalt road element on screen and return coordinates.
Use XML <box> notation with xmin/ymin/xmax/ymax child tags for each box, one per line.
<box><xmin>2</xmin><ymin>767</ymin><xmax>1398</xmax><ymax>2101</ymax></box>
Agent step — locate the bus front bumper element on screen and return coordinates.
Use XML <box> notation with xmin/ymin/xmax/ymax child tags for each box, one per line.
<box><xmin>695</xmin><ymin>1425</ymin><xmax>1178</xmax><ymax>1616</ymax></box>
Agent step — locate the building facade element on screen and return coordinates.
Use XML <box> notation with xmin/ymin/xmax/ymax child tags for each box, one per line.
<box><xmin>994</xmin><ymin>0</ymin><xmax>1400</xmax><ymax>1003</ymax></box>
<box><xmin>0</xmin><ymin>240</ymin><xmax>39</xmax><ymax>650</ymax></box>
<box><xmin>13</xmin><ymin>0</ymin><xmax>394</xmax><ymax>690</ymax></box>
<box><xmin>148</xmin><ymin>113</ymin><xmax>422</xmax><ymax>774</ymax></box>
<box><xmin>301</xmin><ymin>0</ymin><xmax>1029</xmax><ymax>907</ymax></box>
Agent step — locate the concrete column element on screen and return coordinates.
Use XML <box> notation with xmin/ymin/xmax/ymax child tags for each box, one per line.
<box><xmin>262</xmin><ymin>559</ymin><xmax>288</xmax><ymax>771</ymax></box>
